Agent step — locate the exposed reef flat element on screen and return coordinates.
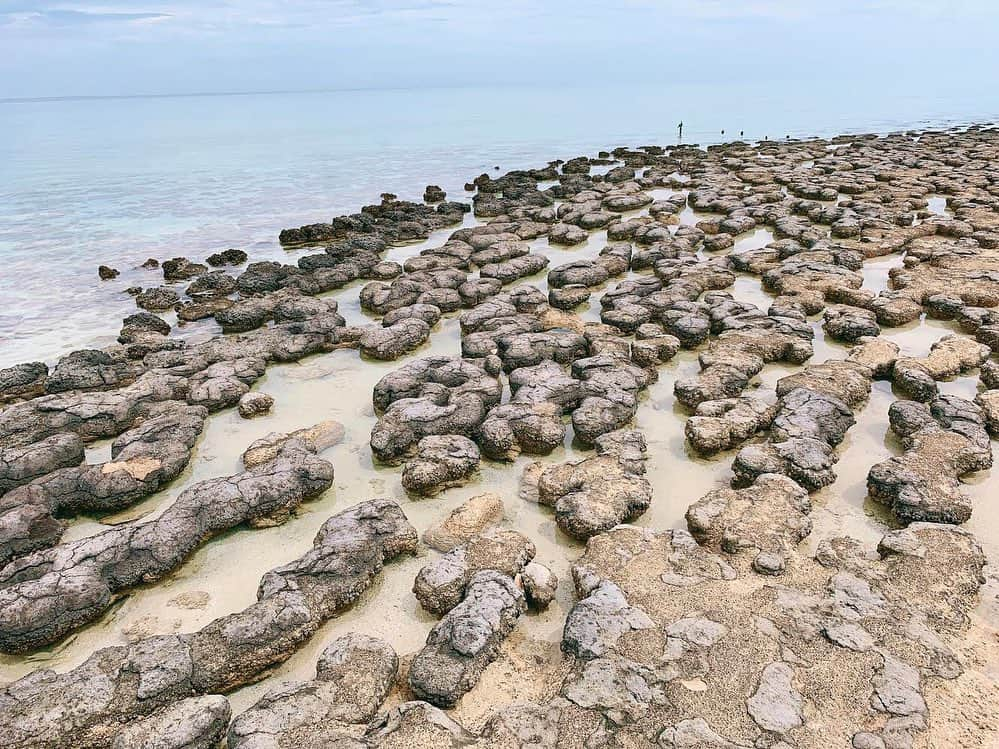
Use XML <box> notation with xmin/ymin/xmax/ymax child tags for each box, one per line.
<box><xmin>0</xmin><ymin>125</ymin><xmax>997</xmax><ymax>747</ymax></box>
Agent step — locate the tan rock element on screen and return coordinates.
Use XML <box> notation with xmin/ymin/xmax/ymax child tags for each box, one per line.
<box><xmin>423</xmin><ymin>493</ymin><xmax>505</xmax><ymax>552</ymax></box>
<box><xmin>241</xmin><ymin>420</ymin><xmax>345</xmax><ymax>468</ymax></box>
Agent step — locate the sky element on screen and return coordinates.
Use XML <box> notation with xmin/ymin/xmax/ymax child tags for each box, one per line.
<box><xmin>2</xmin><ymin>1</ymin><xmax>998</xmax><ymax>99</ymax></box>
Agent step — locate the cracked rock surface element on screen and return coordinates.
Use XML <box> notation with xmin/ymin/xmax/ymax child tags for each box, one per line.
<box><xmin>1</xmin><ymin>126</ymin><xmax>998</xmax><ymax>749</ymax></box>
<box><xmin>0</xmin><ymin>499</ymin><xmax>417</xmax><ymax>748</ymax></box>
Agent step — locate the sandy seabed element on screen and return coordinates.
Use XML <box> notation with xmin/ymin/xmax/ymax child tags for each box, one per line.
<box><xmin>0</xmin><ymin>126</ymin><xmax>996</xmax><ymax>748</ymax></box>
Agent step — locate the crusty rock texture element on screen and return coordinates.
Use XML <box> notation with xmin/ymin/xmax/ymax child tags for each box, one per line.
<box><xmin>228</xmin><ymin>633</ymin><xmax>398</xmax><ymax>748</ymax></box>
<box><xmin>3</xmin><ymin>126</ymin><xmax>999</xmax><ymax>749</ymax></box>
<box><xmin>112</xmin><ymin>695</ymin><xmax>231</xmax><ymax>749</ymax></box>
<box><xmin>0</xmin><ymin>499</ymin><xmax>417</xmax><ymax>748</ymax></box>
<box><xmin>413</xmin><ymin>528</ymin><xmax>535</xmax><ymax>616</ymax></box>
<box><xmin>868</xmin><ymin>396</ymin><xmax>992</xmax><ymax>523</ymax></box>
<box><xmin>891</xmin><ymin>334</ymin><xmax>990</xmax><ymax>401</ymax></box>
<box><xmin>0</xmin><ymin>402</ymin><xmax>208</xmax><ymax>566</ymax></box>
<box><xmin>401</xmin><ymin>435</ymin><xmax>480</xmax><ymax>496</ymax></box>
<box><xmin>423</xmin><ymin>493</ymin><xmax>504</xmax><ymax>551</ymax></box>
<box><xmin>531</xmin><ymin>429</ymin><xmax>652</xmax><ymax>539</ymax></box>
<box><xmin>0</xmin><ymin>436</ymin><xmax>334</xmax><ymax>653</ymax></box>
<box><xmin>408</xmin><ymin>570</ymin><xmax>526</xmax><ymax>707</ymax></box>
<box><xmin>731</xmin><ymin>345</ymin><xmax>877</xmax><ymax>491</ymax></box>
<box><xmin>685</xmin><ymin>396</ymin><xmax>775</xmax><ymax>455</ymax></box>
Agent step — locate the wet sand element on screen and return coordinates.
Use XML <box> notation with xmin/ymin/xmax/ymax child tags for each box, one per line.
<box><xmin>0</xmin><ymin>126</ymin><xmax>996</xmax><ymax>748</ymax></box>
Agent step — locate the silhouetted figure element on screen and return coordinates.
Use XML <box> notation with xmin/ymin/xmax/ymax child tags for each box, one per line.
<box><xmin>678</xmin><ymin>121</ymin><xmax>683</xmax><ymax>141</ymax></box>
<box><xmin>740</xmin><ymin>130</ymin><xmax>744</xmax><ymax>137</ymax></box>
<box><xmin>721</xmin><ymin>129</ymin><xmax>725</xmax><ymax>135</ymax></box>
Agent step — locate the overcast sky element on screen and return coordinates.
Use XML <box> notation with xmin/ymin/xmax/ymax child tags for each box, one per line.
<box><xmin>2</xmin><ymin>1</ymin><xmax>997</xmax><ymax>98</ymax></box>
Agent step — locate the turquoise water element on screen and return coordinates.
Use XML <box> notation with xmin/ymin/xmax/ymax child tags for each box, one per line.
<box><xmin>1</xmin><ymin>82</ymin><xmax>997</xmax><ymax>367</ymax></box>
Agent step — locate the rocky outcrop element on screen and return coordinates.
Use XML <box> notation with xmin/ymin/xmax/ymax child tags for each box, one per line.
<box><xmin>731</xmin><ymin>346</ymin><xmax>876</xmax><ymax>491</ymax></box>
<box><xmin>0</xmin><ymin>362</ymin><xmax>48</xmax><ymax>404</ymax></box>
<box><xmin>112</xmin><ymin>696</ymin><xmax>230</xmax><ymax>749</ymax></box>
<box><xmin>423</xmin><ymin>493</ymin><xmax>504</xmax><ymax>551</ymax></box>
<box><xmin>228</xmin><ymin>633</ymin><xmax>398</xmax><ymax>748</ymax></box>
<box><xmin>868</xmin><ymin>396</ymin><xmax>992</xmax><ymax>523</ymax></box>
<box><xmin>685</xmin><ymin>396</ymin><xmax>775</xmax><ymax>455</ymax></box>
<box><xmin>401</xmin><ymin>435</ymin><xmax>480</xmax><ymax>495</ymax></box>
<box><xmin>0</xmin><ymin>402</ymin><xmax>207</xmax><ymax>565</ymax></box>
<box><xmin>5</xmin><ymin>124</ymin><xmax>999</xmax><ymax>749</ymax></box>
<box><xmin>686</xmin><ymin>473</ymin><xmax>811</xmax><ymax>575</ymax></box>
<box><xmin>0</xmin><ymin>499</ymin><xmax>417</xmax><ymax>748</ymax></box>
<box><xmin>0</xmin><ymin>436</ymin><xmax>333</xmax><ymax>652</ymax></box>
<box><xmin>674</xmin><ymin>294</ymin><xmax>813</xmax><ymax>409</ymax></box>
<box><xmin>891</xmin><ymin>334</ymin><xmax>990</xmax><ymax>401</ymax></box>
<box><xmin>413</xmin><ymin>528</ymin><xmax>534</xmax><ymax>616</ymax></box>
<box><xmin>408</xmin><ymin>570</ymin><xmax>526</xmax><ymax>707</ymax></box>
<box><xmin>0</xmin><ymin>432</ymin><xmax>84</xmax><ymax>496</ymax></box>
<box><xmin>370</xmin><ymin>356</ymin><xmax>501</xmax><ymax>464</ymax></box>
<box><xmin>531</xmin><ymin>429</ymin><xmax>652</xmax><ymax>539</ymax></box>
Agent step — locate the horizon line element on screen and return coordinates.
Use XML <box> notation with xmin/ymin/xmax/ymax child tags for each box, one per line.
<box><xmin>0</xmin><ymin>81</ymin><xmax>611</xmax><ymax>105</ymax></box>
<box><xmin>0</xmin><ymin>85</ymin><xmax>435</xmax><ymax>105</ymax></box>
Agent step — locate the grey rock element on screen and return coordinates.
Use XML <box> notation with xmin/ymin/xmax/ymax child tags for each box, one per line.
<box><xmin>413</xmin><ymin>528</ymin><xmax>535</xmax><ymax>616</ymax></box>
<box><xmin>408</xmin><ymin>570</ymin><xmax>526</xmax><ymax>707</ymax></box>
<box><xmin>686</xmin><ymin>473</ymin><xmax>811</xmax><ymax>574</ymax></box>
<box><xmin>0</xmin><ymin>437</ymin><xmax>332</xmax><ymax>652</ymax></box>
<box><xmin>365</xmin><ymin>701</ymin><xmax>476</xmax><ymax>746</ymax></box>
<box><xmin>0</xmin><ymin>362</ymin><xmax>48</xmax><ymax>404</ymax></box>
<box><xmin>359</xmin><ymin>318</ymin><xmax>431</xmax><ymax>361</ymax></box>
<box><xmin>534</xmin><ymin>429</ymin><xmax>652</xmax><ymax>539</ymax></box>
<box><xmin>733</xmin><ymin>437</ymin><xmax>838</xmax><ymax>492</ymax></box>
<box><xmin>685</xmin><ymin>397</ymin><xmax>775</xmax><ymax>456</ymax></box>
<box><xmin>112</xmin><ymin>695</ymin><xmax>230</xmax><ymax>749</ymax></box>
<box><xmin>227</xmin><ymin>633</ymin><xmax>398</xmax><ymax>748</ymax></box>
<box><xmin>401</xmin><ymin>435</ymin><xmax>480</xmax><ymax>496</ymax></box>
<box><xmin>746</xmin><ymin>662</ymin><xmax>804</xmax><ymax>733</ymax></box>
<box><xmin>562</xmin><ymin>578</ymin><xmax>653</xmax><ymax>659</ymax></box>
<box><xmin>0</xmin><ymin>499</ymin><xmax>417</xmax><ymax>748</ymax></box>
<box><xmin>136</xmin><ymin>286</ymin><xmax>180</xmax><ymax>312</ymax></box>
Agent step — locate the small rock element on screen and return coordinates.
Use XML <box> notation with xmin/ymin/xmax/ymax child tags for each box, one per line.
<box><xmin>238</xmin><ymin>391</ymin><xmax>274</xmax><ymax>418</ymax></box>
<box><xmin>423</xmin><ymin>493</ymin><xmax>504</xmax><ymax>551</ymax></box>
<box><xmin>519</xmin><ymin>561</ymin><xmax>558</xmax><ymax>610</ymax></box>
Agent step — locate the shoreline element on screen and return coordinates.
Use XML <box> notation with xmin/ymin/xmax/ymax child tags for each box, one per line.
<box><xmin>3</xmin><ymin>111</ymin><xmax>998</xmax><ymax>369</ymax></box>
<box><xmin>0</xmin><ymin>124</ymin><xmax>997</xmax><ymax>747</ymax></box>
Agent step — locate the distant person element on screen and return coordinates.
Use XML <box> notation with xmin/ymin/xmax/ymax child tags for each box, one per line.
<box><xmin>678</xmin><ymin>121</ymin><xmax>683</xmax><ymax>141</ymax></box>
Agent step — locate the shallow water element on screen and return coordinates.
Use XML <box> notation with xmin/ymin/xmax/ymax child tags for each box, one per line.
<box><xmin>0</xmin><ymin>118</ymin><xmax>997</xmax><ymax>736</ymax></box>
<box><xmin>2</xmin><ymin>84</ymin><xmax>998</xmax><ymax>367</ymax></box>
<box><xmin>3</xmin><ymin>198</ymin><xmax>996</xmax><ymax>702</ymax></box>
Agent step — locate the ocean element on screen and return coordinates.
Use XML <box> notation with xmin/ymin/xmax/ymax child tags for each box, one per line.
<box><xmin>1</xmin><ymin>80</ymin><xmax>997</xmax><ymax>367</ymax></box>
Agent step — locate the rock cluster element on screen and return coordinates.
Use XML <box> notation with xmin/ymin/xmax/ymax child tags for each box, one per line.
<box><xmin>228</xmin><ymin>633</ymin><xmax>399</xmax><ymax>748</ymax></box>
<box><xmin>868</xmin><ymin>395</ymin><xmax>992</xmax><ymax>523</ymax></box>
<box><xmin>3</xmin><ymin>126</ymin><xmax>999</xmax><ymax>748</ymax></box>
<box><xmin>0</xmin><ymin>499</ymin><xmax>417</xmax><ymax>748</ymax></box>
<box><xmin>0</xmin><ymin>436</ymin><xmax>334</xmax><ymax>652</ymax></box>
<box><xmin>732</xmin><ymin>342</ymin><xmax>886</xmax><ymax>491</ymax></box>
<box><xmin>530</xmin><ymin>429</ymin><xmax>652</xmax><ymax>539</ymax></box>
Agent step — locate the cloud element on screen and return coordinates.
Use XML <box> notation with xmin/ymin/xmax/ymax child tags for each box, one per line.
<box><xmin>41</xmin><ymin>9</ymin><xmax>169</xmax><ymax>24</ymax></box>
<box><xmin>0</xmin><ymin>6</ymin><xmax>171</xmax><ymax>29</ymax></box>
<box><xmin>1</xmin><ymin>0</ymin><xmax>997</xmax><ymax>97</ymax></box>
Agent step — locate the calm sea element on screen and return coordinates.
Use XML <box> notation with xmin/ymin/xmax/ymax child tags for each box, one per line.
<box><xmin>1</xmin><ymin>81</ymin><xmax>997</xmax><ymax>367</ymax></box>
